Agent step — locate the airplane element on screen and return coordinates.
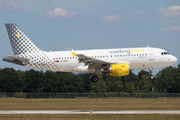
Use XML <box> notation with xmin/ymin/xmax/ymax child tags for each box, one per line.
<box><xmin>3</xmin><ymin>23</ymin><xmax>177</xmax><ymax>82</ymax></box>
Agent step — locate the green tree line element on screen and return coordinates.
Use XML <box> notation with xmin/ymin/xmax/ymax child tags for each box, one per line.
<box><xmin>0</xmin><ymin>64</ymin><xmax>180</xmax><ymax>93</ymax></box>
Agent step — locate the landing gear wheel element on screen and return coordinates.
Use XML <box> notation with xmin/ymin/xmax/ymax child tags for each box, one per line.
<box><xmin>149</xmin><ymin>68</ymin><xmax>154</xmax><ymax>79</ymax></box>
<box><xmin>91</xmin><ymin>76</ymin><xmax>99</xmax><ymax>82</ymax></box>
<box><xmin>150</xmin><ymin>75</ymin><xmax>154</xmax><ymax>79</ymax></box>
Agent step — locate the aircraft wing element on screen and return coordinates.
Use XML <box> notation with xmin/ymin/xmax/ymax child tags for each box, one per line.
<box><xmin>71</xmin><ymin>52</ymin><xmax>111</xmax><ymax>66</ymax></box>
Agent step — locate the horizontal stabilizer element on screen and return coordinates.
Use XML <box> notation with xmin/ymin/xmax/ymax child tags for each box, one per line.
<box><xmin>8</xmin><ymin>56</ymin><xmax>30</xmax><ymax>62</ymax></box>
<box><xmin>3</xmin><ymin>56</ymin><xmax>24</xmax><ymax>66</ymax></box>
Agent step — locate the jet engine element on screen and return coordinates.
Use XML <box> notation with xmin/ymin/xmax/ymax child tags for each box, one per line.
<box><xmin>102</xmin><ymin>63</ymin><xmax>129</xmax><ymax>76</ymax></box>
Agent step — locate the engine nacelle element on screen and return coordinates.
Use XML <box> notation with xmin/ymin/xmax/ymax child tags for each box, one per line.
<box><xmin>110</xmin><ymin>63</ymin><xmax>129</xmax><ymax>76</ymax></box>
<box><xmin>102</xmin><ymin>63</ymin><xmax>129</xmax><ymax>76</ymax></box>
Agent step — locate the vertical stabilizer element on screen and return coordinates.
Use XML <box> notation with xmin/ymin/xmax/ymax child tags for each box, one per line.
<box><xmin>5</xmin><ymin>23</ymin><xmax>41</xmax><ymax>55</ymax></box>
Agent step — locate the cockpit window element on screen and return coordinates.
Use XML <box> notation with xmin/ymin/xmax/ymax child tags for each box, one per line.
<box><xmin>161</xmin><ymin>52</ymin><xmax>170</xmax><ymax>55</ymax></box>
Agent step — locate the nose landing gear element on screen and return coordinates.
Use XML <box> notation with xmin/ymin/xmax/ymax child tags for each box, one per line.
<box><xmin>149</xmin><ymin>68</ymin><xmax>154</xmax><ymax>79</ymax></box>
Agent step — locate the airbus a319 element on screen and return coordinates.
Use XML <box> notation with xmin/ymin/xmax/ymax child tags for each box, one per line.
<box><xmin>3</xmin><ymin>24</ymin><xmax>177</xmax><ymax>82</ymax></box>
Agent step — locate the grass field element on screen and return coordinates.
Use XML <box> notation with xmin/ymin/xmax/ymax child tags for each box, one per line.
<box><xmin>1</xmin><ymin>98</ymin><xmax>180</xmax><ymax>120</ymax></box>
<box><xmin>0</xmin><ymin>114</ymin><xmax>180</xmax><ymax>120</ymax></box>
<box><xmin>0</xmin><ymin>98</ymin><xmax>180</xmax><ymax>110</ymax></box>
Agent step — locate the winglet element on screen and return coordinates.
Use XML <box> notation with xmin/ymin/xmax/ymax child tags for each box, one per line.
<box><xmin>71</xmin><ymin>52</ymin><xmax>77</xmax><ymax>57</ymax></box>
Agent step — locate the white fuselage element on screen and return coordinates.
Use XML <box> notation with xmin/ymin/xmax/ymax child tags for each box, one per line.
<box><xmin>41</xmin><ymin>47</ymin><xmax>177</xmax><ymax>72</ymax></box>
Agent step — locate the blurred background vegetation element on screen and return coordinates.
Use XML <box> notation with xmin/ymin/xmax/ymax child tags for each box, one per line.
<box><xmin>0</xmin><ymin>64</ymin><xmax>180</xmax><ymax>93</ymax></box>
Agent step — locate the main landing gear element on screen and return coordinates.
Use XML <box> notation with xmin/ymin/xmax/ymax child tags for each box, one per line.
<box><xmin>91</xmin><ymin>75</ymin><xmax>99</xmax><ymax>82</ymax></box>
<box><xmin>91</xmin><ymin>68</ymin><xmax>100</xmax><ymax>82</ymax></box>
<box><xmin>149</xmin><ymin>68</ymin><xmax>154</xmax><ymax>79</ymax></box>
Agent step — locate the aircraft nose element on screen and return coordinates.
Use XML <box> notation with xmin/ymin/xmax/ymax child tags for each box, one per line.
<box><xmin>170</xmin><ymin>56</ymin><xmax>177</xmax><ymax>64</ymax></box>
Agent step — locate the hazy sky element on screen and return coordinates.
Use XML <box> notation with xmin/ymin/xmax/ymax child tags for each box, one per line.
<box><xmin>0</xmin><ymin>0</ymin><xmax>180</xmax><ymax>75</ymax></box>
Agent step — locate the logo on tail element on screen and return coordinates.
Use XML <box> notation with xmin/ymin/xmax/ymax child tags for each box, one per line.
<box><xmin>5</xmin><ymin>23</ymin><xmax>41</xmax><ymax>55</ymax></box>
<box><xmin>4</xmin><ymin>23</ymin><xmax>60</xmax><ymax>71</ymax></box>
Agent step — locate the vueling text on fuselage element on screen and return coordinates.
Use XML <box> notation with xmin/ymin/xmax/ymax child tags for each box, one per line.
<box><xmin>109</xmin><ymin>49</ymin><xmax>144</xmax><ymax>55</ymax></box>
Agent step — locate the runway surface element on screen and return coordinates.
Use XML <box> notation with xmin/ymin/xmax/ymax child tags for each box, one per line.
<box><xmin>0</xmin><ymin>110</ymin><xmax>180</xmax><ymax>114</ymax></box>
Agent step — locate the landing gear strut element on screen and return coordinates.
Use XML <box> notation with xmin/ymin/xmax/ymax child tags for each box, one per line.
<box><xmin>91</xmin><ymin>68</ymin><xmax>100</xmax><ymax>82</ymax></box>
<box><xmin>91</xmin><ymin>75</ymin><xmax>99</xmax><ymax>82</ymax></box>
<box><xmin>149</xmin><ymin>68</ymin><xmax>154</xmax><ymax>79</ymax></box>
